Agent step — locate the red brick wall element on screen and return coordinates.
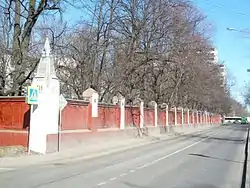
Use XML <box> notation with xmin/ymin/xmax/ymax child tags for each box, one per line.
<box><xmin>169</xmin><ymin>111</ymin><xmax>175</xmax><ymax>125</ymax></box>
<box><xmin>177</xmin><ymin>112</ymin><xmax>182</xmax><ymax>125</ymax></box>
<box><xmin>125</xmin><ymin>106</ymin><xmax>140</xmax><ymax>127</ymax></box>
<box><xmin>0</xmin><ymin>97</ymin><xmax>221</xmax><ymax>147</ymax></box>
<box><xmin>0</xmin><ymin>97</ymin><xmax>30</xmax><ymax>130</ymax></box>
<box><xmin>94</xmin><ymin>105</ymin><xmax>120</xmax><ymax>129</ymax></box>
<box><xmin>189</xmin><ymin>113</ymin><xmax>193</xmax><ymax>124</ymax></box>
<box><xmin>61</xmin><ymin>101</ymin><xmax>88</xmax><ymax>130</ymax></box>
<box><xmin>0</xmin><ymin>97</ymin><xmax>30</xmax><ymax>147</ymax></box>
<box><xmin>158</xmin><ymin>110</ymin><xmax>165</xmax><ymax>126</ymax></box>
<box><xmin>144</xmin><ymin>108</ymin><xmax>154</xmax><ymax>126</ymax></box>
<box><xmin>0</xmin><ymin>131</ymin><xmax>28</xmax><ymax>147</ymax></box>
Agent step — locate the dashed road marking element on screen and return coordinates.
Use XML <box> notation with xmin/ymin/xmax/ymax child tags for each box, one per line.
<box><xmin>120</xmin><ymin>173</ymin><xmax>127</xmax><ymax>176</ymax></box>
<box><xmin>0</xmin><ymin>167</ymin><xmax>15</xmax><ymax>172</ymax></box>
<box><xmin>110</xmin><ymin>177</ymin><xmax>117</xmax><ymax>181</ymax></box>
<box><xmin>97</xmin><ymin>182</ymin><xmax>107</xmax><ymax>186</ymax></box>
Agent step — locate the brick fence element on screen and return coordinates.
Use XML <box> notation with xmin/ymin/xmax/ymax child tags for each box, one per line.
<box><xmin>0</xmin><ymin>97</ymin><xmax>221</xmax><ymax>149</ymax></box>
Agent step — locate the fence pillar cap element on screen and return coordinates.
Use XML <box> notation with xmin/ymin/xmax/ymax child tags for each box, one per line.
<box><xmin>82</xmin><ymin>88</ymin><xmax>98</xmax><ymax>102</ymax></box>
<box><xmin>148</xmin><ymin>101</ymin><xmax>157</xmax><ymax>108</ymax></box>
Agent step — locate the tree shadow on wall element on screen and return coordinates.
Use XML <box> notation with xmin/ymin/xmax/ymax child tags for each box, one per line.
<box><xmin>23</xmin><ymin>109</ymin><xmax>30</xmax><ymax>129</ymax></box>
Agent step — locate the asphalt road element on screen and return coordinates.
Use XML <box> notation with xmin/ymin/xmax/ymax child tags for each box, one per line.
<box><xmin>0</xmin><ymin>125</ymin><xmax>248</xmax><ymax>188</ymax></box>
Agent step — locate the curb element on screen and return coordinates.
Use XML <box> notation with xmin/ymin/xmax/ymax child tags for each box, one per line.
<box><xmin>245</xmin><ymin>128</ymin><xmax>250</xmax><ymax>188</ymax></box>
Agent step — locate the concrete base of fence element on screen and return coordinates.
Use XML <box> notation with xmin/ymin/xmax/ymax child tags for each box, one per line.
<box><xmin>46</xmin><ymin>128</ymin><xmax>142</xmax><ymax>153</ymax></box>
<box><xmin>0</xmin><ymin>130</ymin><xmax>28</xmax><ymax>147</ymax></box>
<box><xmin>46</xmin><ymin>124</ymin><xmax>217</xmax><ymax>153</ymax></box>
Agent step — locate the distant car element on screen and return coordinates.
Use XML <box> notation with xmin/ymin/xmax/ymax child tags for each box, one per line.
<box><xmin>234</xmin><ymin>120</ymin><xmax>240</xmax><ymax>124</ymax></box>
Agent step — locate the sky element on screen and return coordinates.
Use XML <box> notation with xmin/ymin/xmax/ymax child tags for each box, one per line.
<box><xmin>192</xmin><ymin>0</ymin><xmax>250</xmax><ymax>103</ymax></box>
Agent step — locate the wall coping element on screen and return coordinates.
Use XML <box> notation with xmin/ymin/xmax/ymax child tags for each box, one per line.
<box><xmin>0</xmin><ymin>97</ymin><xmax>219</xmax><ymax>115</ymax></box>
<box><xmin>0</xmin><ymin>96</ymin><xmax>26</xmax><ymax>102</ymax></box>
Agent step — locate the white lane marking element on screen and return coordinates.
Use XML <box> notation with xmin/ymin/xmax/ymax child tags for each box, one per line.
<box><xmin>0</xmin><ymin>167</ymin><xmax>15</xmax><ymax>171</ymax></box>
<box><xmin>110</xmin><ymin>177</ymin><xmax>117</xmax><ymax>181</ymax></box>
<box><xmin>120</xmin><ymin>173</ymin><xmax>127</xmax><ymax>176</ymax></box>
<box><xmin>97</xmin><ymin>182</ymin><xmax>107</xmax><ymax>186</ymax></box>
<box><xmin>130</xmin><ymin>169</ymin><xmax>135</xmax><ymax>173</ymax></box>
<box><xmin>137</xmin><ymin>131</ymin><xmax>220</xmax><ymax>169</ymax></box>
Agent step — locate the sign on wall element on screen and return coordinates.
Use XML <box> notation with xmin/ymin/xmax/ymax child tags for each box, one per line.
<box><xmin>26</xmin><ymin>86</ymin><xmax>39</xmax><ymax>104</ymax></box>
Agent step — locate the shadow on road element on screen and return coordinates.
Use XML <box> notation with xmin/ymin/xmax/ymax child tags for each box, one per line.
<box><xmin>176</xmin><ymin>125</ymin><xmax>248</xmax><ymax>145</ymax></box>
<box><xmin>121</xmin><ymin>181</ymin><xmax>219</xmax><ymax>188</ymax></box>
<box><xmin>188</xmin><ymin>153</ymin><xmax>243</xmax><ymax>164</ymax></box>
<box><xmin>122</xmin><ymin>182</ymin><xmax>149</xmax><ymax>188</ymax></box>
<box><xmin>178</xmin><ymin>133</ymin><xmax>245</xmax><ymax>145</ymax></box>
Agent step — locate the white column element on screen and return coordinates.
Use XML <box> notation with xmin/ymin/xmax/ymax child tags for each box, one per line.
<box><xmin>140</xmin><ymin>101</ymin><xmax>144</xmax><ymax>128</ymax></box>
<box><xmin>166</xmin><ymin>105</ymin><xmax>169</xmax><ymax>132</ymax></box>
<box><xmin>192</xmin><ymin>111</ymin><xmax>194</xmax><ymax>126</ymax></box>
<box><xmin>201</xmin><ymin>111</ymin><xmax>203</xmax><ymax>125</ymax></box>
<box><xmin>174</xmin><ymin>107</ymin><xmax>177</xmax><ymax>126</ymax></box>
<box><xmin>196</xmin><ymin>111</ymin><xmax>199</xmax><ymax>125</ymax></box>
<box><xmin>181</xmin><ymin>107</ymin><xmax>184</xmax><ymax>130</ymax></box>
<box><xmin>205</xmin><ymin>111</ymin><xmax>207</xmax><ymax>124</ymax></box>
<box><xmin>120</xmin><ymin>98</ymin><xmax>125</xmax><ymax>130</ymax></box>
<box><xmin>187</xmin><ymin>109</ymin><xmax>190</xmax><ymax>125</ymax></box>
<box><xmin>154</xmin><ymin>102</ymin><xmax>158</xmax><ymax>127</ymax></box>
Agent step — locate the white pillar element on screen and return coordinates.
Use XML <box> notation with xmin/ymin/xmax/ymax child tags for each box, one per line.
<box><xmin>120</xmin><ymin>98</ymin><xmax>125</xmax><ymax>130</ymax></box>
<box><xmin>187</xmin><ymin>109</ymin><xmax>190</xmax><ymax>125</ymax></box>
<box><xmin>166</xmin><ymin>105</ymin><xmax>169</xmax><ymax>132</ymax></box>
<box><xmin>181</xmin><ymin>107</ymin><xmax>184</xmax><ymax>130</ymax></box>
<box><xmin>29</xmin><ymin>37</ymin><xmax>60</xmax><ymax>155</ymax></box>
<box><xmin>201</xmin><ymin>112</ymin><xmax>203</xmax><ymax>124</ymax></box>
<box><xmin>181</xmin><ymin>108</ymin><xmax>184</xmax><ymax>125</ymax></box>
<box><xmin>205</xmin><ymin>111</ymin><xmax>207</xmax><ymax>124</ymax></box>
<box><xmin>174</xmin><ymin>107</ymin><xmax>177</xmax><ymax>126</ymax></box>
<box><xmin>196</xmin><ymin>111</ymin><xmax>199</xmax><ymax>125</ymax></box>
<box><xmin>192</xmin><ymin>111</ymin><xmax>194</xmax><ymax>126</ymax></box>
<box><xmin>140</xmin><ymin>101</ymin><xmax>144</xmax><ymax>128</ymax></box>
<box><xmin>154</xmin><ymin>102</ymin><xmax>158</xmax><ymax>127</ymax></box>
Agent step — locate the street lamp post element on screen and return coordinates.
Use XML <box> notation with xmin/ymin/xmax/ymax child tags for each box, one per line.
<box><xmin>227</xmin><ymin>27</ymin><xmax>250</xmax><ymax>35</ymax></box>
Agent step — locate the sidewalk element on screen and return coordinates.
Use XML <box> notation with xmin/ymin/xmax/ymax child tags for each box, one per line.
<box><xmin>0</xmin><ymin>124</ymin><xmax>217</xmax><ymax>169</ymax></box>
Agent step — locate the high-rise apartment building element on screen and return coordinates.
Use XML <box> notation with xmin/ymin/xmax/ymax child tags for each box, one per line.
<box><xmin>209</xmin><ymin>47</ymin><xmax>219</xmax><ymax>64</ymax></box>
<box><xmin>209</xmin><ymin>47</ymin><xmax>226</xmax><ymax>86</ymax></box>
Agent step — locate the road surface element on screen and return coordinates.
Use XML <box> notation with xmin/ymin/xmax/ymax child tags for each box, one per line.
<box><xmin>0</xmin><ymin>125</ymin><xmax>248</xmax><ymax>188</ymax></box>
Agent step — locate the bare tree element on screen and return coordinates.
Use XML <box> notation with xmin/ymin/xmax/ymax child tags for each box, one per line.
<box><xmin>51</xmin><ymin>0</ymin><xmax>234</xmax><ymax>116</ymax></box>
<box><xmin>0</xmin><ymin>0</ymin><xmax>72</xmax><ymax>96</ymax></box>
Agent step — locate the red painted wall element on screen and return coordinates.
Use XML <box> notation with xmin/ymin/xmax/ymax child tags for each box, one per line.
<box><xmin>0</xmin><ymin>97</ymin><xmax>221</xmax><ymax>147</ymax></box>
<box><xmin>61</xmin><ymin>102</ymin><xmax>88</xmax><ymax>130</ymax></box>
<box><xmin>0</xmin><ymin>97</ymin><xmax>30</xmax><ymax>130</ymax></box>
<box><xmin>177</xmin><ymin>112</ymin><xmax>182</xmax><ymax>125</ymax></box>
<box><xmin>144</xmin><ymin>108</ymin><xmax>154</xmax><ymax>126</ymax></box>
<box><xmin>0</xmin><ymin>131</ymin><xmax>28</xmax><ymax>147</ymax></box>
<box><xmin>125</xmin><ymin>106</ymin><xmax>140</xmax><ymax>127</ymax></box>
<box><xmin>94</xmin><ymin>105</ymin><xmax>120</xmax><ymax>129</ymax></box>
<box><xmin>158</xmin><ymin>110</ymin><xmax>165</xmax><ymax>126</ymax></box>
<box><xmin>169</xmin><ymin>111</ymin><xmax>175</xmax><ymax>125</ymax></box>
